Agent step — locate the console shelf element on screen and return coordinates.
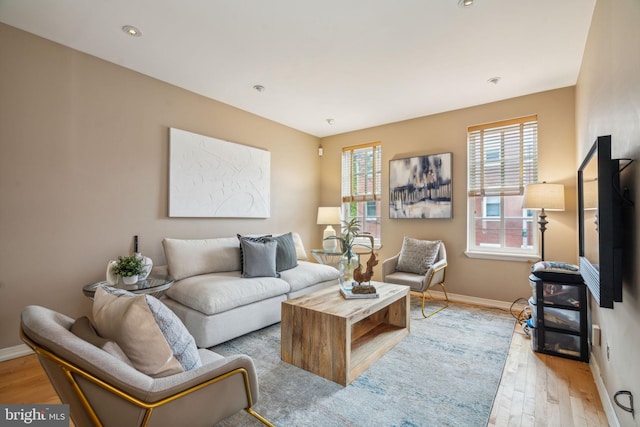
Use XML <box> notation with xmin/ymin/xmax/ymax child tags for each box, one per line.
<box><xmin>529</xmin><ymin>274</ymin><xmax>589</xmax><ymax>362</ymax></box>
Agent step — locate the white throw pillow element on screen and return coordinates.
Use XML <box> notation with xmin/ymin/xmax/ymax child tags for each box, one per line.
<box><xmin>92</xmin><ymin>286</ymin><xmax>201</xmax><ymax>377</ymax></box>
<box><xmin>291</xmin><ymin>232</ymin><xmax>308</xmax><ymax>260</ymax></box>
<box><xmin>163</xmin><ymin>237</ymin><xmax>241</xmax><ymax>280</ymax></box>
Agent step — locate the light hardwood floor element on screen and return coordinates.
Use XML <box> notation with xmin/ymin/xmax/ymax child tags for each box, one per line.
<box><xmin>489</xmin><ymin>324</ymin><xmax>608</xmax><ymax>426</ymax></box>
<box><xmin>0</xmin><ymin>321</ymin><xmax>609</xmax><ymax>426</ymax></box>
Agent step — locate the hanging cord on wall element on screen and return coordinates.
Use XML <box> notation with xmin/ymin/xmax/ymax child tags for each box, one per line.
<box><xmin>614</xmin><ymin>390</ymin><xmax>635</xmax><ymax>419</ymax></box>
<box><xmin>510</xmin><ymin>297</ymin><xmax>532</xmax><ymax>336</ymax></box>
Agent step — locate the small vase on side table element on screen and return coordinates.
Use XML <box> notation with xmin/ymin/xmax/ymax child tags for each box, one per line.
<box><xmin>339</xmin><ymin>253</ymin><xmax>359</xmax><ymax>290</ymax></box>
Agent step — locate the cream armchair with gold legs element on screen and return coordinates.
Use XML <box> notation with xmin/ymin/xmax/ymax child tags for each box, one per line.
<box><xmin>382</xmin><ymin>238</ymin><xmax>448</xmax><ymax>318</ymax></box>
<box><xmin>20</xmin><ymin>305</ymin><xmax>273</xmax><ymax>427</ymax></box>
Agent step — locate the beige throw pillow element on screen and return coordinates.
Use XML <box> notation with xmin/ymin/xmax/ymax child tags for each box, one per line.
<box><xmin>92</xmin><ymin>286</ymin><xmax>201</xmax><ymax>378</ymax></box>
<box><xmin>396</xmin><ymin>237</ymin><xmax>441</xmax><ymax>275</ymax></box>
<box><xmin>71</xmin><ymin>316</ymin><xmax>134</xmax><ymax>367</ymax></box>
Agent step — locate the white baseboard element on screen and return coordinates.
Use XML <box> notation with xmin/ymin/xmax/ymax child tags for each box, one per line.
<box><xmin>0</xmin><ymin>344</ymin><xmax>33</xmax><ymax>362</ymax></box>
<box><xmin>416</xmin><ymin>290</ymin><xmax>526</xmax><ymax>312</ymax></box>
<box><xmin>590</xmin><ymin>352</ymin><xmax>620</xmax><ymax>427</ymax></box>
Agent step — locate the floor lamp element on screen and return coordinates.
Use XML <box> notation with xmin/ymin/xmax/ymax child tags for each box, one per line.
<box><xmin>522</xmin><ymin>182</ymin><xmax>565</xmax><ymax>261</ymax></box>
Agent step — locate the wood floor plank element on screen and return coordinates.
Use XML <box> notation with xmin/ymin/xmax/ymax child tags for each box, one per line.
<box><xmin>570</xmin><ymin>395</ymin><xmax>588</xmax><ymax>427</ymax></box>
<box><xmin>552</xmin><ymin>357</ymin><xmax>576</xmax><ymax>427</ymax></box>
<box><xmin>522</xmin><ymin>340</ymin><xmax>538</xmax><ymax>420</ymax></box>
<box><xmin>0</xmin><ymin>355</ymin><xmax>60</xmax><ymax>405</ymax></box>
<box><xmin>534</xmin><ymin>352</ymin><xmax>548</xmax><ymax>425</ymax></box>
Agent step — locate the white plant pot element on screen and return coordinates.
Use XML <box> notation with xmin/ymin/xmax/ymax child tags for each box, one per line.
<box><xmin>122</xmin><ymin>275</ymin><xmax>138</xmax><ymax>285</ymax></box>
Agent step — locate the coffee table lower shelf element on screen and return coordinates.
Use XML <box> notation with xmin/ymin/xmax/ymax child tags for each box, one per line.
<box><xmin>349</xmin><ymin>324</ymin><xmax>408</xmax><ymax>383</ymax></box>
<box><xmin>281</xmin><ymin>282</ymin><xmax>410</xmax><ymax>386</ymax></box>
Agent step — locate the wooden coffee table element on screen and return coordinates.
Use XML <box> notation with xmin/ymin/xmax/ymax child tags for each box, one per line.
<box><xmin>281</xmin><ymin>281</ymin><xmax>409</xmax><ymax>386</ymax></box>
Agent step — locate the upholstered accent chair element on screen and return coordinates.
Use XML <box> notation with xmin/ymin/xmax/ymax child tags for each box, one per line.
<box><xmin>20</xmin><ymin>305</ymin><xmax>273</xmax><ymax>427</ymax></box>
<box><xmin>382</xmin><ymin>238</ymin><xmax>448</xmax><ymax>318</ymax></box>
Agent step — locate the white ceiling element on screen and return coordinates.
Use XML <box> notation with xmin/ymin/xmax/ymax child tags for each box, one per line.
<box><xmin>0</xmin><ymin>0</ymin><xmax>596</xmax><ymax>138</ymax></box>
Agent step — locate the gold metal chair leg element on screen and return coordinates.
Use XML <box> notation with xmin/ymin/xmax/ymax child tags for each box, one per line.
<box><xmin>245</xmin><ymin>408</ymin><xmax>275</xmax><ymax>426</ymax></box>
<box><xmin>420</xmin><ymin>283</ymin><xmax>449</xmax><ymax>318</ymax></box>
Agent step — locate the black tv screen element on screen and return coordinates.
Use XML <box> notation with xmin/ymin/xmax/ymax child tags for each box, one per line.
<box><xmin>577</xmin><ymin>135</ymin><xmax>623</xmax><ymax>308</ymax></box>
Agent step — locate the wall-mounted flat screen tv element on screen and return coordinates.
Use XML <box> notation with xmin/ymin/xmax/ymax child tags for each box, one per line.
<box><xmin>577</xmin><ymin>135</ymin><xmax>623</xmax><ymax>308</ymax></box>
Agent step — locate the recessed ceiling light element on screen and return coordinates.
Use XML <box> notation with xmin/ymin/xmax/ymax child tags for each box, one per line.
<box><xmin>487</xmin><ymin>77</ymin><xmax>501</xmax><ymax>85</ymax></box>
<box><xmin>458</xmin><ymin>0</ymin><xmax>474</xmax><ymax>7</ymax></box>
<box><xmin>122</xmin><ymin>25</ymin><xmax>142</xmax><ymax>37</ymax></box>
<box><xmin>326</xmin><ymin>118</ymin><xmax>335</xmax><ymax>125</ymax></box>
<box><xmin>253</xmin><ymin>84</ymin><xmax>265</xmax><ymax>93</ymax></box>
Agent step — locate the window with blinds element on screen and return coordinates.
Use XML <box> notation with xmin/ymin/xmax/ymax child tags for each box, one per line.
<box><xmin>466</xmin><ymin>116</ymin><xmax>539</xmax><ymax>259</ymax></box>
<box><xmin>468</xmin><ymin>116</ymin><xmax>538</xmax><ymax>197</ymax></box>
<box><xmin>341</xmin><ymin>142</ymin><xmax>382</xmax><ymax>242</ymax></box>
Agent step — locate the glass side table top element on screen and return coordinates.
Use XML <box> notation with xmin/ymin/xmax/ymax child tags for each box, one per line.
<box><xmin>310</xmin><ymin>249</ymin><xmax>343</xmax><ymax>256</ymax></box>
<box><xmin>82</xmin><ymin>274</ymin><xmax>174</xmax><ymax>298</ymax></box>
<box><xmin>310</xmin><ymin>249</ymin><xmax>343</xmax><ymax>266</ymax></box>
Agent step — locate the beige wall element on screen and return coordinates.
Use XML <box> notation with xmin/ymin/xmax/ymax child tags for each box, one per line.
<box><xmin>320</xmin><ymin>87</ymin><xmax>577</xmax><ymax>304</ymax></box>
<box><xmin>0</xmin><ymin>23</ymin><xmax>321</xmax><ymax>349</ymax></box>
<box><xmin>576</xmin><ymin>0</ymin><xmax>640</xmax><ymax>425</ymax></box>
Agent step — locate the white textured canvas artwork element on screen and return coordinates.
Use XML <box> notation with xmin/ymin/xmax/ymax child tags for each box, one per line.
<box><xmin>169</xmin><ymin>128</ymin><xmax>270</xmax><ymax>218</ymax></box>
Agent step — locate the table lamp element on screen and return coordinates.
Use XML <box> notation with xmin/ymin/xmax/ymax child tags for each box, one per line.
<box><xmin>523</xmin><ymin>182</ymin><xmax>565</xmax><ymax>261</ymax></box>
<box><xmin>317</xmin><ymin>207</ymin><xmax>341</xmax><ymax>252</ymax></box>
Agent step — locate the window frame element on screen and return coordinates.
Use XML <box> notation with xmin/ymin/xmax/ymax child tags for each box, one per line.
<box><xmin>341</xmin><ymin>142</ymin><xmax>382</xmax><ymax>248</ymax></box>
<box><xmin>465</xmin><ymin>116</ymin><xmax>539</xmax><ymax>261</ymax></box>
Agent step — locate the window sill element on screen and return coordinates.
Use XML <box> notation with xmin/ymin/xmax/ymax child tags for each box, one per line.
<box><xmin>465</xmin><ymin>250</ymin><xmax>540</xmax><ymax>263</ymax></box>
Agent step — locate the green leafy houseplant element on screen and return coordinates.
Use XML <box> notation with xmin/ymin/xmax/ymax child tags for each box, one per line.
<box><xmin>325</xmin><ymin>218</ymin><xmax>374</xmax><ymax>286</ymax></box>
<box><xmin>111</xmin><ymin>255</ymin><xmax>145</xmax><ymax>278</ymax></box>
<box><xmin>325</xmin><ymin>217</ymin><xmax>373</xmax><ymax>259</ymax></box>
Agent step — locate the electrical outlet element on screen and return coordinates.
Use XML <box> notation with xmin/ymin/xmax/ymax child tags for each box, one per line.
<box><xmin>592</xmin><ymin>325</ymin><xmax>601</xmax><ymax>346</ymax></box>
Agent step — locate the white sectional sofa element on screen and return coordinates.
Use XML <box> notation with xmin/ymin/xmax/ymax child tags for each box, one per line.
<box><xmin>158</xmin><ymin>232</ymin><xmax>339</xmax><ymax>348</ymax></box>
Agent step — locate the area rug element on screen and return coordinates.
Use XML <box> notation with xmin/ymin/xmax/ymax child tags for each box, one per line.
<box><xmin>212</xmin><ymin>299</ymin><xmax>515</xmax><ymax>427</ymax></box>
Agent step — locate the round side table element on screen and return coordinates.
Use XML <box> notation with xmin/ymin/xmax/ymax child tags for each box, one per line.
<box><xmin>310</xmin><ymin>249</ymin><xmax>343</xmax><ymax>268</ymax></box>
<box><xmin>83</xmin><ymin>274</ymin><xmax>174</xmax><ymax>299</ymax></box>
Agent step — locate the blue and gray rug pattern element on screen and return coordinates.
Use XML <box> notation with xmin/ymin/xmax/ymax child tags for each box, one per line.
<box><xmin>213</xmin><ymin>299</ymin><xmax>515</xmax><ymax>427</ymax></box>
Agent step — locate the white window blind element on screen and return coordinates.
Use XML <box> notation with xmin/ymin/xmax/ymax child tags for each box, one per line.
<box><xmin>467</xmin><ymin>116</ymin><xmax>538</xmax><ymax>197</ymax></box>
<box><xmin>341</xmin><ymin>142</ymin><xmax>382</xmax><ymax>203</ymax></box>
<box><xmin>341</xmin><ymin>142</ymin><xmax>382</xmax><ymax>242</ymax></box>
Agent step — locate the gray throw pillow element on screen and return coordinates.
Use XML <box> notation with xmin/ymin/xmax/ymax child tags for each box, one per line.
<box><xmin>265</xmin><ymin>232</ymin><xmax>299</xmax><ymax>272</ymax></box>
<box><xmin>237</xmin><ymin>234</ymin><xmax>271</xmax><ymax>273</ymax></box>
<box><xmin>240</xmin><ymin>238</ymin><xmax>279</xmax><ymax>278</ymax></box>
<box><xmin>396</xmin><ymin>237</ymin><xmax>441</xmax><ymax>275</ymax></box>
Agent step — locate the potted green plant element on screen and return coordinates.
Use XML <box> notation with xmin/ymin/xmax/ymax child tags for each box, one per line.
<box><xmin>325</xmin><ymin>218</ymin><xmax>373</xmax><ymax>287</ymax></box>
<box><xmin>111</xmin><ymin>255</ymin><xmax>145</xmax><ymax>284</ymax></box>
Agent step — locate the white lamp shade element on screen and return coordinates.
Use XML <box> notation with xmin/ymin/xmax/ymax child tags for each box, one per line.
<box><xmin>317</xmin><ymin>207</ymin><xmax>341</xmax><ymax>252</ymax></box>
<box><xmin>317</xmin><ymin>207</ymin><xmax>341</xmax><ymax>224</ymax></box>
<box><xmin>523</xmin><ymin>183</ymin><xmax>565</xmax><ymax>211</ymax></box>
